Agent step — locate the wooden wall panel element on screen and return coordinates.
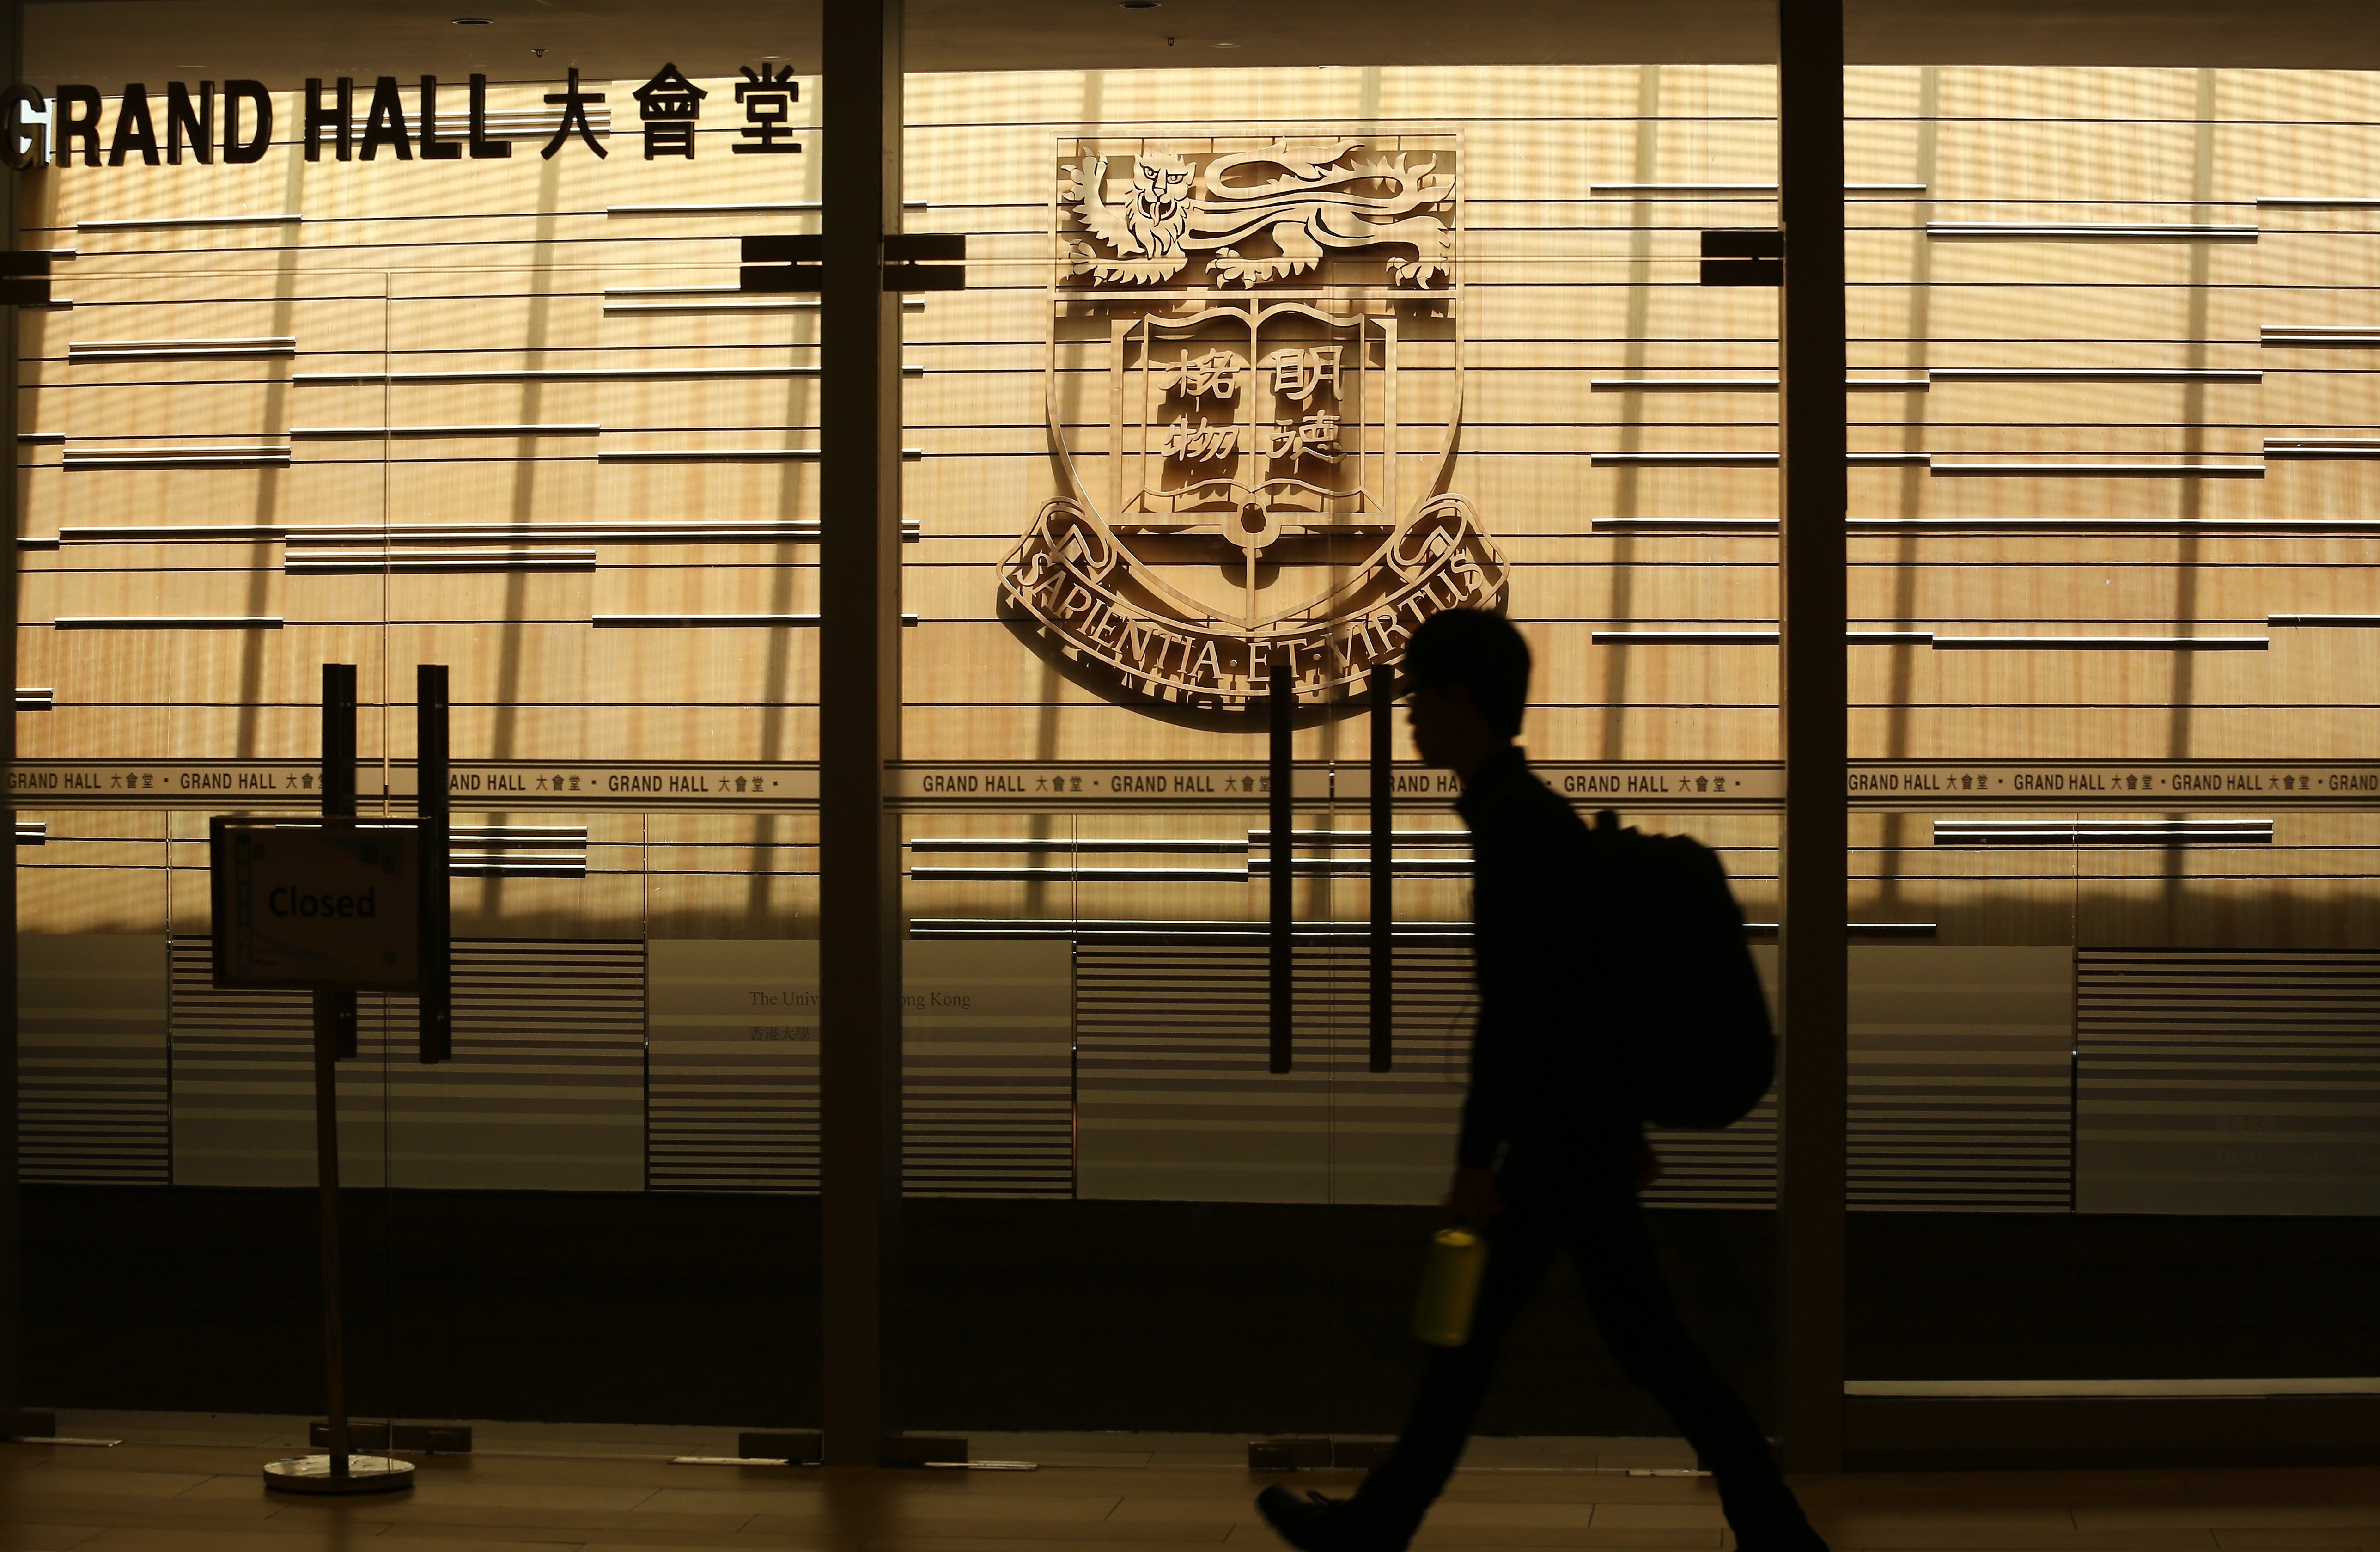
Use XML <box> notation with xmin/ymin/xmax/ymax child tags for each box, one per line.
<box><xmin>1928</xmin><ymin>66</ymin><xmax>2214</xmax><ymax>121</ymax></box>
<box><xmin>576</xmin><ymin>626</ymin><xmax>805</xmax><ymax>706</ymax></box>
<box><xmin>646</xmin><ymin>877</ymin><xmax>816</xmax><ymax>941</ymax></box>
<box><xmin>1853</xmin><ymin>286</ymin><xmax>2274</xmax><ymax>350</ymax></box>
<box><xmin>41</xmin><ymin>61</ymin><xmax>2380</xmax><ymax>1215</ymax></box>
<box><xmin>379</xmin><ymin>460</ymin><xmax>601</xmax><ymax>526</ymax></box>
<box><xmin>590</xmin><ymin>464</ymin><xmax>816</xmax><ymax>525</ymax></box>
<box><xmin>386</xmin><ymin>295</ymin><xmax>602</xmax><ymax>357</ymax></box>
<box><xmin>43</xmin><ymin>469</ymin><xmax>301</xmax><ymax>528</ymax></box>
<box><xmin>379</xmin><ymin>381</ymin><xmax>603</xmax><ymax>428</ymax></box>
<box><xmin>37</xmin><ymin>567</ymin><xmax>285</xmax><ymax>622</ymax></box>
<box><xmin>14</xmin><ymin>814</ymin><xmax>168</xmax><ymax>935</ymax></box>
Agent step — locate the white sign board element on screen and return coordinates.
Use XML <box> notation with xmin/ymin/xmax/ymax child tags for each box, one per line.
<box><xmin>208</xmin><ymin>819</ymin><xmax>420</xmax><ymax>990</ymax></box>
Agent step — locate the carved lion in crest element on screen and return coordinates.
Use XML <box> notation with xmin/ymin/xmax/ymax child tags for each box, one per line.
<box><xmin>1059</xmin><ymin>139</ymin><xmax>1455</xmax><ymax>287</ymax></box>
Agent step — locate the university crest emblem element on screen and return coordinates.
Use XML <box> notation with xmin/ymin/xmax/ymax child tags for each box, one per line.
<box><xmin>1001</xmin><ymin>134</ymin><xmax>1507</xmax><ymax>709</ymax></box>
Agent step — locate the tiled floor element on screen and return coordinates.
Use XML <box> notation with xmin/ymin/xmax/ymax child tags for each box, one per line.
<box><xmin>0</xmin><ymin>1412</ymin><xmax>2374</xmax><ymax>1550</ymax></box>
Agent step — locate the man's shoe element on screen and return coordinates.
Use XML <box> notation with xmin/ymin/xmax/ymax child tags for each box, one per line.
<box><xmin>1255</xmin><ymin>1484</ymin><xmax>1366</xmax><ymax>1552</ymax></box>
<box><xmin>1737</xmin><ymin>1532</ymin><xmax>1830</xmax><ymax>1552</ymax></box>
<box><xmin>1730</xmin><ymin>1509</ymin><xmax>1830</xmax><ymax>1552</ymax></box>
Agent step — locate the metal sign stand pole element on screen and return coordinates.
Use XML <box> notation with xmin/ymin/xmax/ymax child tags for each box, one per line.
<box><xmin>263</xmin><ymin>664</ymin><xmax>414</xmax><ymax>1495</ymax></box>
<box><xmin>317</xmin><ymin>663</ymin><xmax>355</xmax><ymax>1480</ymax></box>
<box><xmin>310</xmin><ymin>984</ymin><xmax>350</xmax><ymax>1475</ymax></box>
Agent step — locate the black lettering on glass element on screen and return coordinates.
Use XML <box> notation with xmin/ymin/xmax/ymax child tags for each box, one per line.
<box><xmin>304</xmin><ymin>76</ymin><xmax>352</xmax><ymax>161</ymax></box>
<box><xmin>165</xmin><ymin>81</ymin><xmax>212</xmax><ymax>165</ymax></box>
<box><xmin>731</xmin><ymin>65</ymin><xmax>799</xmax><ymax>155</ymax></box>
<box><xmin>632</xmin><ymin>62</ymin><xmax>704</xmax><ymax>160</ymax></box>
<box><xmin>222</xmin><ymin>80</ymin><xmax>270</xmax><ymax>162</ymax></box>
<box><xmin>108</xmin><ymin>85</ymin><xmax>160</xmax><ymax>166</ymax></box>
<box><xmin>358</xmin><ymin>75</ymin><xmax>411</xmax><ymax>160</ymax></box>
<box><xmin>417</xmin><ymin>76</ymin><xmax>459</xmax><ymax>160</ymax></box>
<box><xmin>2</xmin><ymin>86</ymin><xmax>48</xmax><ymax>169</ymax></box>
<box><xmin>53</xmin><ymin>85</ymin><xmax>101</xmax><ymax>167</ymax></box>
<box><xmin>466</xmin><ymin>74</ymin><xmax>510</xmax><ymax>159</ymax></box>
<box><xmin>539</xmin><ymin>67</ymin><xmax>606</xmax><ymax>159</ymax></box>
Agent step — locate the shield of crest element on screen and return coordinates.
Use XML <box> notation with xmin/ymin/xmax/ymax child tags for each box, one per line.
<box><xmin>1002</xmin><ymin>134</ymin><xmax>1508</xmax><ymax>709</ymax></box>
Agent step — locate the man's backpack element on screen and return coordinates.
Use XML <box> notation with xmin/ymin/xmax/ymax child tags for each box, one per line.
<box><xmin>1586</xmin><ymin>809</ymin><xmax>1776</xmax><ymax>1130</ymax></box>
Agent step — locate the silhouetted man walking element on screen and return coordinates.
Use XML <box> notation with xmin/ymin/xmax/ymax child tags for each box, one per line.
<box><xmin>1257</xmin><ymin>608</ymin><xmax>1826</xmax><ymax>1552</ymax></box>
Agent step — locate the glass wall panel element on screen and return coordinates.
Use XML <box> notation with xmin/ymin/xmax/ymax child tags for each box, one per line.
<box><xmin>900</xmin><ymin>56</ymin><xmax>1786</xmax><ymax>1457</ymax></box>
<box><xmin>18</xmin><ymin>257</ymin><xmax>408</xmax><ymax>1422</ymax></box>
<box><xmin>18</xmin><ymin>2</ymin><xmax>2380</xmax><ymax>1470</ymax></box>
<box><xmin>15</xmin><ymin>45</ymin><xmax>837</xmax><ymax>1440</ymax></box>
<box><xmin>1838</xmin><ymin>65</ymin><xmax>2380</xmax><ymax>1420</ymax></box>
<box><xmin>904</xmin><ymin>47</ymin><xmax>2380</xmax><ymax>1460</ymax></box>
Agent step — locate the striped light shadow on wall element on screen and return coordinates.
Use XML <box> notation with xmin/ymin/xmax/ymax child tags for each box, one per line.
<box><xmin>2076</xmin><ymin>950</ymin><xmax>2380</xmax><ymax>1214</ymax></box>
<box><xmin>1073</xmin><ymin>943</ymin><xmax>1474</xmax><ymax>1206</ymax></box>
<box><xmin>647</xmin><ymin>939</ymin><xmax>1073</xmax><ymax>1197</ymax></box>
<box><xmin>167</xmin><ymin>938</ymin><xmax>645</xmax><ymax>1190</ymax></box>
<box><xmin>19</xmin><ymin>935</ymin><xmax>170</xmax><ymax>1185</ymax></box>
<box><xmin>648</xmin><ymin>939</ymin><xmax>818</xmax><ymax>1194</ymax></box>
<box><xmin>1650</xmin><ymin>946</ymin><xmax>2075</xmax><ymax>1211</ymax></box>
<box><xmin>449</xmin><ymin>825</ymin><xmax>590</xmax><ymax>878</ymax></box>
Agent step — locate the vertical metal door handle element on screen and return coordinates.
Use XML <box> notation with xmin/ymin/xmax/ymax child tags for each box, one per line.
<box><xmin>1369</xmin><ymin>663</ymin><xmax>1394</xmax><ymax>1072</ymax></box>
<box><xmin>1268</xmin><ymin>662</ymin><xmax>1292</xmax><ymax>1073</ymax></box>
<box><xmin>319</xmin><ymin>663</ymin><xmax>358</xmax><ymax>1061</ymax></box>
<box><xmin>416</xmin><ymin>663</ymin><xmax>452</xmax><ymax>1064</ymax></box>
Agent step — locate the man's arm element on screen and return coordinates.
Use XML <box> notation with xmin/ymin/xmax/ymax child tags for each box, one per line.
<box><xmin>1446</xmin><ymin>1163</ymin><xmax>1503</xmax><ymax>1228</ymax></box>
<box><xmin>1455</xmin><ymin>997</ymin><xmax>1510</xmax><ymax>1169</ymax></box>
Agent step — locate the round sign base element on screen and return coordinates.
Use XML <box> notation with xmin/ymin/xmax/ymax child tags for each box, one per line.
<box><xmin>262</xmin><ymin>1454</ymin><xmax>416</xmax><ymax>1494</ymax></box>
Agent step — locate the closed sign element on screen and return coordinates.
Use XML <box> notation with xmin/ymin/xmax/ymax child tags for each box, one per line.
<box><xmin>210</xmin><ymin>819</ymin><xmax>420</xmax><ymax>990</ymax></box>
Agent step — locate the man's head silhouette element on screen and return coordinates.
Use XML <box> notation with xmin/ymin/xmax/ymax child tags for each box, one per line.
<box><xmin>1402</xmin><ymin>607</ymin><xmax>1529</xmax><ymax>780</ymax></box>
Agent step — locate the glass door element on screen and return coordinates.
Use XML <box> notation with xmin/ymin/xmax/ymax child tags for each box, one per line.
<box><xmin>897</xmin><ymin>67</ymin><xmax>1499</xmax><ymax>1458</ymax></box>
<box><xmin>21</xmin><ymin>256</ymin><xmax>403</xmax><ymax>1430</ymax></box>
<box><xmin>374</xmin><ymin>177</ymin><xmax>833</xmax><ymax>1432</ymax></box>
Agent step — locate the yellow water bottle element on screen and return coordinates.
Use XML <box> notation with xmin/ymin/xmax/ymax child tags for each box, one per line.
<box><xmin>1412</xmin><ymin>1227</ymin><xmax>1489</xmax><ymax>1347</ymax></box>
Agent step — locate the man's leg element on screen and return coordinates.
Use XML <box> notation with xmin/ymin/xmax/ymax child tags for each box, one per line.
<box><xmin>1339</xmin><ymin>1186</ymin><xmax>1561</xmax><ymax>1546</ymax></box>
<box><xmin>1563</xmin><ymin>1181</ymin><xmax>1826</xmax><ymax>1551</ymax></box>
